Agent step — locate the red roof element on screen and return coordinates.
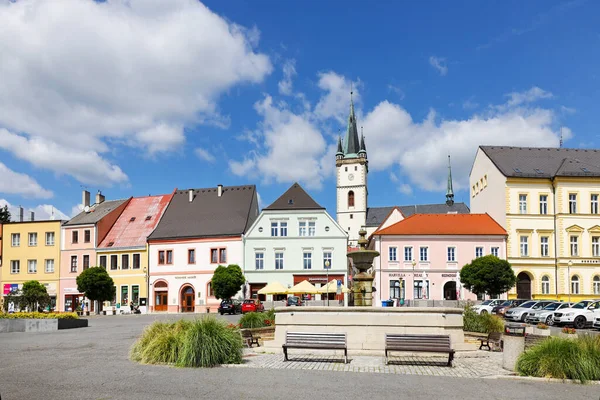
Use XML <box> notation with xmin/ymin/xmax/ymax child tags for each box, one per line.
<box><xmin>374</xmin><ymin>213</ymin><xmax>506</xmax><ymax>236</ymax></box>
<box><xmin>98</xmin><ymin>194</ymin><xmax>173</xmax><ymax>248</ymax></box>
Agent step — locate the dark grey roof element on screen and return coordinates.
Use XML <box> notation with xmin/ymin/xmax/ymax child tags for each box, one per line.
<box><xmin>264</xmin><ymin>183</ymin><xmax>324</xmax><ymax>211</ymax></box>
<box><xmin>480</xmin><ymin>146</ymin><xmax>600</xmax><ymax>178</ymax></box>
<box><xmin>64</xmin><ymin>199</ymin><xmax>129</xmax><ymax>226</ymax></box>
<box><xmin>365</xmin><ymin>203</ymin><xmax>470</xmax><ymax>227</ymax></box>
<box><xmin>148</xmin><ymin>185</ymin><xmax>258</xmax><ymax>240</ymax></box>
<box><xmin>343</xmin><ymin>97</ymin><xmax>360</xmax><ymax>156</ymax></box>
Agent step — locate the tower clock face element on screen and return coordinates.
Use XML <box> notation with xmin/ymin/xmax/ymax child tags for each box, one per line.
<box><xmin>348</xmin><ymin>173</ymin><xmax>354</xmax><ymax>181</ymax></box>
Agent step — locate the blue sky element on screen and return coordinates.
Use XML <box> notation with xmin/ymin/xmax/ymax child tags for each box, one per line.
<box><xmin>0</xmin><ymin>0</ymin><xmax>598</xmax><ymax>220</ymax></box>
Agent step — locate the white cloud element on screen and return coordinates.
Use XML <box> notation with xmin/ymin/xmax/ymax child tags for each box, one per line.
<box><xmin>195</xmin><ymin>148</ymin><xmax>216</xmax><ymax>163</ymax></box>
<box><xmin>462</xmin><ymin>98</ymin><xmax>479</xmax><ymax>110</ymax></box>
<box><xmin>399</xmin><ymin>184</ymin><xmax>413</xmax><ymax>195</ymax></box>
<box><xmin>71</xmin><ymin>204</ymin><xmax>84</xmax><ymax>218</ymax></box>
<box><xmin>389</xmin><ymin>172</ymin><xmax>399</xmax><ymax>183</ymax></box>
<box><xmin>314</xmin><ymin>72</ymin><xmax>360</xmax><ymax>123</ymax></box>
<box><xmin>429</xmin><ymin>56</ymin><xmax>448</xmax><ymax>76</ymax></box>
<box><xmin>257</xmin><ymin>192</ymin><xmax>264</xmax><ymax>209</ymax></box>
<box><xmin>0</xmin><ymin>0</ymin><xmax>271</xmax><ymax>185</ymax></box>
<box><xmin>278</xmin><ymin>59</ymin><xmax>297</xmax><ymax>96</ymax></box>
<box><xmin>504</xmin><ymin>87</ymin><xmax>553</xmax><ymax>108</ymax></box>
<box><xmin>0</xmin><ymin>163</ymin><xmax>53</xmax><ymax>199</ymax></box>
<box><xmin>387</xmin><ymin>85</ymin><xmax>406</xmax><ymax>100</ymax></box>
<box><xmin>0</xmin><ymin>199</ymin><xmax>69</xmax><ymax>221</ymax></box>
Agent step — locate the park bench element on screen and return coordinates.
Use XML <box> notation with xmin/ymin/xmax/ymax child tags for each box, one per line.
<box><xmin>283</xmin><ymin>332</ymin><xmax>348</xmax><ymax>364</ymax></box>
<box><xmin>241</xmin><ymin>330</ymin><xmax>261</xmax><ymax>348</ymax></box>
<box><xmin>478</xmin><ymin>332</ymin><xmax>503</xmax><ymax>351</ymax></box>
<box><xmin>384</xmin><ymin>334</ymin><xmax>455</xmax><ymax>366</ymax></box>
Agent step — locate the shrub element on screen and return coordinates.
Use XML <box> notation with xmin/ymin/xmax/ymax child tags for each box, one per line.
<box><xmin>562</xmin><ymin>327</ymin><xmax>576</xmax><ymax>334</ymax></box>
<box><xmin>517</xmin><ymin>336</ymin><xmax>600</xmax><ymax>382</ymax></box>
<box><xmin>463</xmin><ymin>304</ymin><xmax>503</xmax><ymax>333</ymax></box>
<box><xmin>264</xmin><ymin>308</ymin><xmax>276</xmax><ymax>324</ymax></box>
<box><xmin>0</xmin><ymin>312</ymin><xmax>78</xmax><ymax>320</ymax></box>
<box><xmin>239</xmin><ymin>312</ymin><xmax>266</xmax><ymax>329</ymax></box>
<box><xmin>537</xmin><ymin>323</ymin><xmax>549</xmax><ymax>330</ymax></box>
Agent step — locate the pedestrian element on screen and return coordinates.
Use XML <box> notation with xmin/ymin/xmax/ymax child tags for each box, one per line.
<box><xmin>130</xmin><ymin>301</ymin><xmax>133</xmax><ymax>313</ymax></box>
<box><xmin>8</xmin><ymin>301</ymin><xmax>15</xmax><ymax>314</ymax></box>
<box><xmin>81</xmin><ymin>301</ymin><xmax>85</xmax><ymax>314</ymax></box>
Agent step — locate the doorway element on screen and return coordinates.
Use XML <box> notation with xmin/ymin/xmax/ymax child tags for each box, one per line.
<box><xmin>153</xmin><ymin>281</ymin><xmax>168</xmax><ymax>312</ymax></box>
<box><xmin>181</xmin><ymin>286</ymin><xmax>195</xmax><ymax>312</ymax></box>
<box><xmin>516</xmin><ymin>272</ymin><xmax>532</xmax><ymax>299</ymax></box>
<box><xmin>443</xmin><ymin>281</ymin><xmax>457</xmax><ymax>300</ymax></box>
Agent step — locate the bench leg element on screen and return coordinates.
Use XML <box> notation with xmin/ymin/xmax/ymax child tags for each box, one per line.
<box><xmin>448</xmin><ymin>351</ymin><xmax>454</xmax><ymax>367</ymax></box>
<box><xmin>385</xmin><ymin>349</ymin><xmax>388</xmax><ymax>365</ymax></box>
<box><xmin>283</xmin><ymin>346</ymin><xmax>288</xmax><ymax>362</ymax></box>
<box><xmin>344</xmin><ymin>348</ymin><xmax>348</xmax><ymax>364</ymax></box>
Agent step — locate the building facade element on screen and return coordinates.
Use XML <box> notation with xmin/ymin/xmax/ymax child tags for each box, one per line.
<box><xmin>471</xmin><ymin>146</ymin><xmax>600</xmax><ymax>301</ymax></box>
<box><xmin>244</xmin><ymin>183</ymin><xmax>348</xmax><ymax>302</ymax></box>
<box><xmin>147</xmin><ymin>185</ymin><xmax>258</xmax><ymax>313</ymax></box>
<box><xmin>372</xmin><ymin>213</ymin><xmax>507</xmax><ymax>304</ymax></box>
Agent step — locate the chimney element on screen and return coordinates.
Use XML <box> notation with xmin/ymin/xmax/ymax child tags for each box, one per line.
<box><xmin>30</xmin><ymin>211</ymin><xmax>35</xmax><ymax>221</ymax></box>
<box><xmin>96</xmin><ymin>190</ymin><xmax>105</xmax><ymax>205</ymax></box>
<box><xmin>82</xmin><ymin>190</ymin><xmax>90</xmax><ymax>208</ymax></box>
<box><xmin>217</xmin><ymin>184</ymin><xmax>223</xmax><ymax>197</ymax></box>
<box><xmin>188</xmin><ymin>189</ymin><xmax>194</xmax><ymax>203</ymax></box>
<box><xmin>19</xmin><ymin>206</ymin><xmax>23</xmax><ymax>222</ymax></box>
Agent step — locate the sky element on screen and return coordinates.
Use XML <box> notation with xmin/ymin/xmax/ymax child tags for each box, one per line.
<box><xmin>0</xmin><ymin>0</ymin><xmax>598</xmax><ymax>221</ymax></box>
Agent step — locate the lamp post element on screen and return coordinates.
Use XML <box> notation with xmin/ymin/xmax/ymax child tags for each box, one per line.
<box><xmin>143</xmin><ymin>267</ymin><xmax>148</xmax><ymax>314</ymax></box>
<box><xmin>411</xmin><ymin>260</ymin><xmax>416</xmax><ymax>302</ymax></box>
<box><xmin>568</xmin><ymin>260</ymin><xmax>572</xmax><ymax>303</ymax></box>
<box><xmin>325</xmin><ymin>260</ymin><xmax>330</xmax><ymax>306</ymax></box>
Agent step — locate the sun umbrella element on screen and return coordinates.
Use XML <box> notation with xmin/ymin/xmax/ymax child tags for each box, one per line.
<box><xmin>318</xmin><ymin>279</ymin><xmax>350</xmax><ymax>294</ymax></box>
<box><xmin>287</xmin><ymin>280</ymin><xmax>319</xmax><ymax>294</ymax></box>
<box><xmin>257</xmin><ymin>282</ymin><xmax>288</xmax><ymax>295</ymax></box>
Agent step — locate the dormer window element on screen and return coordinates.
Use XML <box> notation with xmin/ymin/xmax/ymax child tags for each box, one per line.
<box><xmin>129</xmin><ymin>217</ymin><xmax>136</xmax><ymax>222</ymax></box>
<box><xmin>107</xmin><ymin>242</ymin><xmax>114</xmax><ymax>247</ymax></box>
<box><xmin>288</xmin><ymin>199</ymin><xmax>294</xmax><ymax>205</ymax></box>
<box><xmin>145</xmin><ymin>216</ymin><xmax>151</xmax><ymax>221</ymax></box>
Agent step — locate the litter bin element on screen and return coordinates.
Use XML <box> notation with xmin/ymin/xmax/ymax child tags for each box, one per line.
<box><xmin>382</xmin><ymin>300</ymin><xmax>393</xmax><ymax>307</ymax></box>
<box><xmin>502</xmin><ymin>324</ymin><xmax>526</xmax><ymax>371</ymax></box>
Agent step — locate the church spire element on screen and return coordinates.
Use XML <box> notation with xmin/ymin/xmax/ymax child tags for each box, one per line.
<box><xmin>358</xmin><ymin>126</ymin><xmax>367</xmax><ymax>158</ymax></box>
<box><xmin>446</xmin><ymin>155</ymin><xmax>455</xmax><ymax>206</ymax></box>
<box><xmin>343</xmin><ymin>88</ymin><xmax>360</xmax><ymax>156</ymax></box>
<box><xmin>336</xmin><ymin>135</ymin><xmax>344</xmax><ymax>160</ymax></box>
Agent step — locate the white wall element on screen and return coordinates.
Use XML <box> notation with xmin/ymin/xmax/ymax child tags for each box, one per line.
<box><xmin>470</xmin><ymin>148</ymin><xmax>507</xmax><ymax>227</ymax></box>
<box><xmin>337</xmin><ymin>159</ymin><xmax>368</xmax><ymax>244</ymax></box>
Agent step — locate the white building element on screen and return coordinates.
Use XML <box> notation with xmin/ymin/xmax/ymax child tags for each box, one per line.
<box><xmin>243</xmin><ymin>183</ymin><xmax>349</xmax><ymax>302</ymax></box>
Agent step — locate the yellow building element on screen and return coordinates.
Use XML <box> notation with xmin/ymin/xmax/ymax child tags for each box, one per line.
<box><xmin>1</xmin><ymin>219</ymin><xmax>64</xmax><ymax>310</ymax></box>
<box><xmin>96</xmin><ymin>194</ymin><xmax>172</xmax><ymax>313</ymax></box>
<box><xmin>471</xmin><ymin>146</ymin><xmax>600</xmax><ymax>301</ymax></box>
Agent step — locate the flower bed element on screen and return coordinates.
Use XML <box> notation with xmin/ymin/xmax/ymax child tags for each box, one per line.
<box><xmin>0</xmin><ymin>312</ymin><xmax>78</xmax><ymax>320</ymax></box>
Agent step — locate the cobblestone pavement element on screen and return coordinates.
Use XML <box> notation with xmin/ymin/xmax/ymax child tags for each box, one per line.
<box><xmin>225</xmin><ymin>351</ymin><xmax>512</xmax><ymax>378</ymax></box>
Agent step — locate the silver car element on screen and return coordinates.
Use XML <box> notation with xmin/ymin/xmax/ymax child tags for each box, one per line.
<box><xmin>505</xmin><ymin>300</ymin><xmax>555</xmax><ymax>322</ymax></box>
<box><xmin>525</xmin><ymin>302</ymin><xmax>572</xmax><ymax>325</ymax></box>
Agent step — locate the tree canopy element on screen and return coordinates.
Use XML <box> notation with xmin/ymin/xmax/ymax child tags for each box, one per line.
<box><xmin>20</xmin><ymin>280</ymin><xmax>51</xmax><ymax>310</ymax></box>
<box><xmin>460</xmin><ymin>255</ymin><xmax>517</xmax><ymax>298</ymax></box>
<box><xmin>76</xmin><ymin>267</ymin><xmax>116</xmax><ymax>304</ymax></box>
<box><xmin>211</xmin><ymin>264</ymin><xmax>245</xmax><ymax>300</ymax></box>
<box><xmin>0</xmin><ymin>205</ymin><xmax>11</xmax><ymax>223</ymax></box>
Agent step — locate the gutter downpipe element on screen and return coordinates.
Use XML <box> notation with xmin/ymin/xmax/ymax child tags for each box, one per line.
<box><xmin>552</xmin><ymin>178</ymin><xmax>559</xmax><ymax>300</ymax></box>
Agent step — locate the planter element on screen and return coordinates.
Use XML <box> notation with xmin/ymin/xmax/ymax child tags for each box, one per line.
<box><xmin>57</xmin><ymin>319</ymin><xmax>88</xmax><ymax>330</ymax></box>
<box><xmin>559</xmin><ymin>333</ymin><xmax>578</xmax><ymax>340</ymax></box>
<box><xmin>531</xmin><ymin>327</ymin><xmax>551</xmax><ymax>336</ymax></box>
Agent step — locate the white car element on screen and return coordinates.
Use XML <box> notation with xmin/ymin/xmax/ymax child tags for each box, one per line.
<box><xmin>593</xmin><ymin>315</ymin><xmax>600</xmax><ymax>330</ymax></box>
<box><xmin>524</xmin><ymin>302</ymin><xmax>572</xmax><ymax>325</ymax></box>
<box><xmin>505</xmin><ymin>300</ymin><xmax>555</xmax><ymax>322</ymax></box>
<box><xmin>553</xmin><ymin>300</ymin><xmax>600</xmax><ymax>329</ymax></box>
<box><xmin>472</xmin><ymin>299</ymin><xmax>504</xmax><ymax>315</ymax></box>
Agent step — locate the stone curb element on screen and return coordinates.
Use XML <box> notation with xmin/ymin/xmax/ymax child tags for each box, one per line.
<box><xmin>486</xmin><ymin>374</ymin><xmax>600</xmax><ymax>385</ymax></box>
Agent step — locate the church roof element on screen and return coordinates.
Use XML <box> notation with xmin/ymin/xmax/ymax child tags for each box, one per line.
<box><xmin>343</xmin><ymin>95</ymin><xmax>361</xmax><ymax>157</ymax></box>
<box><xmin>365</xmin><ymin>203</ymin><xmax>470</xmax><ymax>227</ymax></box>
<box><xmin>264</xmin><ymin>183</ymin><xmax>325</xmax><ymax>211</ymax></box>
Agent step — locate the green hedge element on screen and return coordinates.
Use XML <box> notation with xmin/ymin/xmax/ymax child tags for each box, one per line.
<box><xmin>0</xmin><ymin>312</ymin><xmax>79</xmax><ymax>320</ymax></box>
<box><xmin>463</xmin><ymin>304</ymin><xmax>503</xmax><ymax>333</ymax></box>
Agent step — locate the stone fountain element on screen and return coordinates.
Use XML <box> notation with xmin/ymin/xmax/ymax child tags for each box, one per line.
<box><xmin>348</xmin><ymin>228</ymin><xmax>380</xmax><ymax>306</ymax></box>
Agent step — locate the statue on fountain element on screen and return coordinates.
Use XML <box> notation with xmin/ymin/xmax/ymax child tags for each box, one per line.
<box><xmin>348</xmin><ymin>228</ymin><xmax>380</xmax><ymax>306</ymax></box>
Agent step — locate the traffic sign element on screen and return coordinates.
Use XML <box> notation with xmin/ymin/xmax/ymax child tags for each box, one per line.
<box><xmin>337</xmin><ymin>279</ymin><xmax>342</xmax><ymax>286</ymax></box>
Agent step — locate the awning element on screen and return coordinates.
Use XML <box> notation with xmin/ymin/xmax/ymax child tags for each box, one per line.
<box><xmin>257</xmin><ymin>282</ymin><xmax>288</xmax><ymax>295</ymax></box>
<box><xmin>318</xmin><ymin>279</ymin><xmax>350</xmax><ymax>294</ymax></box>
<box><xmin>287</xmin><ymin>280</ymin><xmax>318</xmax><ymax>294</ymax></box>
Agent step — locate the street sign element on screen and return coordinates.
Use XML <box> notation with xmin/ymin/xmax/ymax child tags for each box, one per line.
<box><xmin>337</xmin><ymin>279</ymin><xmax>342</xmax><ymax>286</ymax></box>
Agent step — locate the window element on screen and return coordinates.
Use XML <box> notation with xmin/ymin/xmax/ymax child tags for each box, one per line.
<box><xmin>404</xmin><ymin>246</ymin><xmax>413</xmax><ymax>261</ymax></box>
<box><xmin>539</xmin><ymin>195</ymin><xmax>548</xmax><ymax>215</ymax></box>
<box><xmin>447</xmin><ymin>247</ymin><xmax>456</xmax><ymax>262</ymax></box>
<box><xmin>145</xmin><ymin>216</ymin><xmax>151</xmax><ymax>221</ymax></box>
<box><xmin>390</xmin><ymin>280</ymin><xmax>401</xmax><ymax>299</ymax></box>
<box><xmin>45</xmin><ymin>259</ymin><xmax>54</xmax><ymax>273</ymax></box>
<box><xmin>208</xmin><ymin>282</ymin><xmax>214</xmax><ymax>297</ymax></box>
<box><xmin>271</xmin><ymin>222</ymin><xmax>278</xmax><ymax>236</ymax></box>
<box><xmin>11</xmin><ymin>260</ymin><xmax>20</xmax><ymax>274</ymax></box>
<box><xmin>540</xmin><ymin>236</ymin><xmax>549</xmax><ymax>257</ymax></box>
<box><xmin>210</xmin><ymin>249</ymin><xmax>218</xmax><ymax>263</ymax></box>
<box><xmin>569</xmin><ymin>194</ymin><xmax>577</xmax><ymax>214</ymax></box>
<box><xmin>83</xmin><ymin>255</ymin><xmax>90</xmax><ymax>270</ymax></box>
<box><xmin>592</xmin><ymin>194</ymin><xmax>599</xmax><ymax>214</ymax></box>
<box><xmin>133</xmin><ymin>254</ymin><xmax>140</xmax><ymax>269</ymax></box>
<box><xmin>159</xmin><ymin>251</ymin><xmax>166</xmax><ymax>265</ymax></box>
<box><xmin>520</xmin><ymin>236</ymin><xmax>528</xmax><ymax>256</ymax></box>
<box><xmin>414</xmin><ymin>280</ymin><xmax>426</xmax><ymax>299</ymax></box>
<box><xmin>121</xmin><ymin>286</ymin><xmax>129</xmax><ymax>305</ymax></box>
<box><xmin>345</xmin><ymin>167</ymin><xmax>347</xmax><ymax>172</ymax></box>
<box><xmin>570</xmin><ymin>236</ymin><xmax>579</xmax><ymax>256</ymax></box>
<box><xmin>45</xmin><ymin>232</ymin><xmax>55</xmax><ymax>246</ymax></box>
<box><xmin>491</xmin><ymin>247</ymin><xmax>499</xmax><ymax>257</ymax></box>
<box><xmin>28</xmin><ymin>232</ymin><xmax>37</xmax><ymax>246</ymax></box>
<box><xmin>303</xmin><ymin>252</ymin><xmax>312</xmax><ymax>269</ymax></box>
<box><xmin>348</xmin><ymin>191</ymin><xmax>355</xmax><ymax>207</ymax></box>
<box><xmin>121</xmin><ymin>254</ymin><xmax>129</xmax><ymax>270</ymax></box>
<box><xmin>299</xmin><ymin>221</ymin><xmax>307</xmax><ymax>237</ymax></box>
<box><xmin>84</xmin><ymin>230</ymin><xmax>91</xmax><ymax>243</ymax></box>
<box><xmin>166</xmin><ymin>250</ymin><xmax>173</xmax><ymax>264</ymax></box>
<box><xmin>129</xmin><ymin>217</ymin><xmax>136</xmax><ymax>222</ymax></box>
<box><xmin>571</xmin><ymin>276</ymin><xmax>580</xmax><ymax>295</ymax></box>
<box><xmin>11</xmin><ymin>233</ymin><xmax>20</xmax><ymax>247</ymax></box>
<box><xmin>350</xmin><ymin>214</ymin><xmax>353</xmax><ymax>219</ymax></box>
<box><xmin>110</xmin><ymin>255</ymin><xmax>118</xmax><ymax>270</ymax></box>
<box><xmin>72</xmin><ymin>231</ymin><xmax>79</xmax><ymax>244</ymax></box>
<box><xmin>541</xmin><ymin>276</ymin><xmax>550</xmax><ymax>295</ymax></box>
<box><xmin>519</xmin><ymin>194</ymin><xmax>527</xmax><ymax>214</ymax></box>
<box><xmin>475</xmin><ymin>247</ymin><xmax>483</xmax><ymax>258</ymax></box>
<box><xmin>280</xmin><ymin>222</ymin><xmax>287</xmax><ymax>237</ymax></box>
<box><xmin>219</xmin><ymin>248</ymin><xmax>227</xmax><ymax>263</ymax></box>
<box><xmin>594</xmin><ymin>276</ymin><xmax>600</xmax><ymax>295</ymax></box>
<box><xmin>308</xmin><ymin>221</ymin><xmax>316</xmax><ymax>236</ymax></box>
<box><xmin>594</xmin><ymin>237</ymin><xmax>600</xmax><ymax>257</ymax></box>
<box><xmin>99</xmin><ymin>255</ymin><xmax>107</xmax><ymax>269</ymax></box>
<box><xmin>389</xmin><ymin>247</ymin><xmax>397</xmax><ymax>261</ymax></box>
<box><xmin>275</xmin><ymin>252</ymin><xmax>284</xmax><ymax>270</ymax></box>
<box><xmin>132</xmin><ymin>285</ymin><xmax>140</xmax><ymax>304</ymax></box>
<box><xmin>188</xmin><ymin>249</ymin><xmax>195</xmax><ymax>264</ymax></box>
<box><xmin>255</xmin><ymin>252</ymin><xmax>264</xmax><ymax>270</ymax></box>
<box><xmin>419</xmin><ymin>247</ymin><xmax>428</xmax><ymax>262</ymax></box>
<box><xmin>28</xmin><ymin>259</ymin><xmax>37</xmax><ymax>273</ymax></box>
<box><xmin>70</xmin><ymin>256</ymin><xmax>77</xmax><ymax>273</ymax></box>
<box><xmin>323</xmin><ymin>251</ymin><xmax>332</xmax><ymax>269</ymax></box>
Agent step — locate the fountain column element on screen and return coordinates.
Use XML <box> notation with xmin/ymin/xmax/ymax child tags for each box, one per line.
<box><xmin>348</xmin><ymin>229</ymin><xmax>380</xmax><ymax>307</ymax></box>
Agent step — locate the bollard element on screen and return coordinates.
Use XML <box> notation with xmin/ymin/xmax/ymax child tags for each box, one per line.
<box><xmin>502</xmin><ymin>324</ymin><xmax>526</xmax><ymax>371</ymax></box>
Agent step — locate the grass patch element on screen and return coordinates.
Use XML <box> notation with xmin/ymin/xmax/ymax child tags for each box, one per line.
<box><xmin>239</xmin><ymin>312</ymin><xmax>267</xmax><ymax>329</ymax></box>
<box><xmin>0</xmin><ymin>312</ymin><xmax>78</xmax><ymax>320</ymax></box>
<box><xmin>463</xmin><ymin>303</ymin><xmax>503</xmax><ymax>333</ymax></box>
<box><xmin>517</xmin><ymin>335</ymin><xmax>600</xmax><ymax>383</ymax></box>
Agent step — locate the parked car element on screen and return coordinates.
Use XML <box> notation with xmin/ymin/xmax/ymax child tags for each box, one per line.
<box><xmin>472</xmin><ymin>299</ymin><xmax>504</xmax><ymax>315</ymax></box>
<box><xmin>505</xmin><ymin>300</ymin><xmax>555</xmax><ymax>322</ymax></box>
<box><xmin>491</xmin><ymin>299</ymin><xmax>528</xmax><ymax>316</ymax></box>
<box><xmin>593</xmin><ymin>315</ymin><xmax>600</xmax><ymax>330</ymax></box>
<box><xmin>241</xmin><ymin>299</ymin><xmax>264</xmax><ymax>314</ymax></box>
<box><xmin>286</xmin><ymin>296</ymin><xmax>302</xmax><ymax>306</ymax></box>
<box><xmin>553</xmin><ymin>299</ymin><xmax>600</xmax><ymax>329</ymax></box>
<box><xmin>218</xmin><ymin>299</ymin><xmax>242</xmax><ymax>315</ymax></box>
<box><xmin>524</xmin><ymin>302</ymin><xmax>572</xmax><ymax>325</ymax></box>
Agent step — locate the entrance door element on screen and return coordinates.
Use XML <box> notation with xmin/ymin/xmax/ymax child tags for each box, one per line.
<box><xmin>181</xmin><ymin>286</ymin><xmax>195</xmax><ymax>312</ymax></box>
<box><xmin>516</xmin><ymin>272</ymin><xmax>532</xmax><ymax>299</ymax></box>
<box><xmin>443</xmin><ymin>281</ymin><xmax>457</xmax><ymax>300</ymax></box>
<box><xmin>155</xmin><ymin>292</ymin><xmax>168</xmax><ymax>312</ymax></box>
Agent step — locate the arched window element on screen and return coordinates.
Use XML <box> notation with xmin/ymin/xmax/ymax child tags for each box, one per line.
<box><xmin>571</xmin><ymin>275</ymin><xmax>580</xmax><ymax>295</ymax></box>
<box><xmin>541</xmin><ymin>275</ymin><xmax>550</xmax><ymax>295</ymax></box>
<box><xmin>348</xmin><ymin>191</ymin><xmax>355</xmax><ymax>207</ymax></box>
<box><xmin>594</xmin><ymin>276</ymin><xmax>600</xmax><ymax>295</ymax></box>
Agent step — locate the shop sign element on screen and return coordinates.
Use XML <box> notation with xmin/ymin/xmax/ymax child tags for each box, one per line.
<box><xmin>174</xmin><ymin>275</ymin><xmax>197</xmax><ymax>279</ymax></box>
<box><xmin>308</xmin><ymin>277</ymin><xmax>328</xmax><ymax>283</ymax></box>
<box><xmin>64</xmin><ymin>288</ymin><xmax>79</xmax><ymax>293</ymax></box>
<box><xmin>3</xmin><ymin>283</ymin><xmax>19</xmax><ymax>295</ymax></box>
<box><xmin>441</xmin><ymin>273</ymin><xmax>457</xmax><ymax>278</ymax></box>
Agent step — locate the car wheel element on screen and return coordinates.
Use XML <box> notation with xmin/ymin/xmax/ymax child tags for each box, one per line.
<box><xmin>574</xmin><ymin>316</ymin><xmax>586</xmax><ymax>329</ymax></box>
<box><xmin>546</xmin><ymin>315</ymin><xmax>554</xmax><ymax>326</ymax></box>
<box><xmin>219</xmin><ymin>311</ymin><xmax>223</xmax><ymax>315</ymax></box>
<box><xmin>520</xmin><ymin>313</ymin><xmax>526</xmax><ymax>322</ymax></box>
<box><xmin>480</xmin><ymin>309</ymin><xmax>488</xmax><ymax>315</ymax></box>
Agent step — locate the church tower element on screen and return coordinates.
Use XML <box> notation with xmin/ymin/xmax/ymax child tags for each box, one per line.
<box><xmin>336</xmin><ymin>92</ymin><xmax>368</xmax><ymax>246</ymax></box>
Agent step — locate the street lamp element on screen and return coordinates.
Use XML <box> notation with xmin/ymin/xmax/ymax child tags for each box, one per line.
<box><xmin>325</xmin><ymin>260</ymin><xmax>330</xmax><ymax>306</ymax></box>
<box><xmin>568</xmin><ymin>260</ymin><xmax>572</xmax><ymax>303</ymax></box>
<box><xmin>411</xmin><ymin>260</ymin><xmax>416</xmax><ymax>302</ymax></box>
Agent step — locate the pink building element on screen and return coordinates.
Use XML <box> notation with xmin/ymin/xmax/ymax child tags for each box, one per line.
<box><xmin>371</xmin><ymin>213</ymin><xmax>507</xmax><ymax>304</ymax></box>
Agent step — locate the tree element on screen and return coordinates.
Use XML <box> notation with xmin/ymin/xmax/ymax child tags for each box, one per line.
<box><xmin>76</xmin><ymin>267</ymin><xmax>116</xmax><ymax>313</ymax></box>
<box><xmin>460</xmin><ymin>255</ymin><xmax>517</xmax><ymax>298</ymax></box>
<box><xmin>20</xmin><ymin>280</ymin><xmax>51</xmax><ymax>311</ymax></box>
<box><xmin>211</xmin><ymin>264</ymin><xmax>245</xmax><ymax>300</ymax></box>
<box><xmin>0</xmin><ymin>205</ymin><xmax>11</xmax><ymax>223</ymax></box>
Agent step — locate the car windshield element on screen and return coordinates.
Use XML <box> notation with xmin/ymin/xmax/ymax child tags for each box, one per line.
<box><xmin>520</xmin><ymin>301</ymin><xmax>537</xmax><ymax>308</ymax></box>
<box><xmin>221</xmin><ymin>300</ymin><xmax>232</xmax><ymax>305</ymax></box>
<box><xmin>571</xmin><ymin>301</ymin><xmax>590</xmax><ymax>309</ymax></box>
<box><xmin>288</xmin><ymin>297</ymin><xmax>299</xmax><ymax>304</ymax></box>
<box><xmin>542</xmin><ymin>303</ymin><xmax>560</xmax><ymax>310</ymax></box>
<box><xmin>480</xmin><ymin>300</ymin><xmax>492</xmax><ymax>305</ymax></box>
<box><xmin>243</xmin><ymin>300</ymin><xmax>255</xmax><ymax>304</ymax></box>
<box><xmin>497</xmin><ymin>300</ymin><xmax>511</xmax><ymax>306</ymax></box>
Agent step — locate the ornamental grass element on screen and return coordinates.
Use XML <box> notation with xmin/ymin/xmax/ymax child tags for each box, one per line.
<box><xmin>239</xmin><ymin>312</ymin><xmax>267</xmax><ymax>329</ymax></box>
<box><xmin>462</xmin><ymin>304</ymin><xmax>503</xmax><ymax>333</ymax></box>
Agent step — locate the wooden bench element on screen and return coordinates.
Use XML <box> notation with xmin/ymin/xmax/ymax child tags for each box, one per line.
<box><xmin>241</xmin><ymin>330</ymin><xmax>261</xmax><ymax>348</ymax></box>
<box><xmin>385</xmin><ymin>334</ymin><xmax>455</xmax><ymax>366</ymax></box>
<box><xmin>283</xmin><ymin>332</ymin><xmax>348</xmax><ymax>364</ymax></box>
<box><xmin>478</xmin><ymin>332</ymin><xmax>503</xmax><ymax>351</ymax></box>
